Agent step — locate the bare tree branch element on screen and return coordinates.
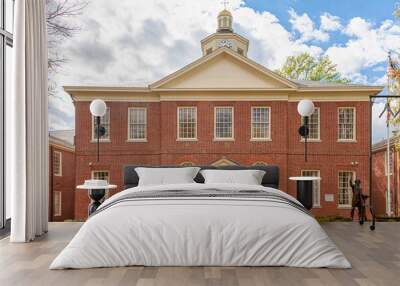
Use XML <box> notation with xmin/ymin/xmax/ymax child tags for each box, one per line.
<box><xmin>47</xmin><ymin>0</ymin><xmax>89</xmax><ymax>93</ymax></box>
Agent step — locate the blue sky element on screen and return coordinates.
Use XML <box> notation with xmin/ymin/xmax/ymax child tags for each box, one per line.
<box><xmin>246</xmin><ymin>0</ymin><xmax>399</xmax><ymax>83</ymax></box>
<box><xmin>245</xmin><ymin>0</ymin><xmax>400</xmax><ymax>142</ymax></box>
<box><xmin>247</xmin><ymin>0</ymin><xmax>396</xmax><ymax>24</ymax></box>
<box><xmin>50</xmin><ymin>0</ymin><xmax>400</xmax><ymax>143</ymax></box>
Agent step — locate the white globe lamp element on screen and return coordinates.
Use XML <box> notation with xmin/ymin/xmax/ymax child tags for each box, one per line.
<box><xmin>90</xmin><ymin>99</ymin><xmax>107</xmax><ymax>162</ymax></box>
<box><xmin>297</xmin><ymin>99</ymin><xmax>315</xmax><ymax>162</ymax></box>
<box><xmin>297</xmin><ymin>99</ymin><xmax>315</xmax><ymax>117</ymax></box>
<box><xmin>90</xmin><ymin>99</ymin><xmax>107</xmax><ymax>117</ymax></box>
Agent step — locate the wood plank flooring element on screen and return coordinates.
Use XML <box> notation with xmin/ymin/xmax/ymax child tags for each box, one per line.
<box><xmin>0</xmin><ymin>222</ymin><xmax>399</xmax><ymax>286</ymax></box>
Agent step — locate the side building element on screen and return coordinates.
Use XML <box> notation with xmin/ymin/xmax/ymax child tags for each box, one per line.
<box><xmin>372</xmin><ymin>135</ymin><xmax>399</xmax><ymax>216</ymax></box>
<box><xmin>49</xmin><ymin>130</ymin><xmax>76</xmax><ymax>221</ymax></box>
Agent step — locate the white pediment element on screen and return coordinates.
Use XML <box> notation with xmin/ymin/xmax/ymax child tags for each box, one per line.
<box><xmin>151</xmin><ymin>49</ymin><xmax>297</xmax><ymax>90</ymax></box>
<box><xmin>211</xmin><ymin>157</ymin><xmax>239</xmax><ymax>166</ymax></box>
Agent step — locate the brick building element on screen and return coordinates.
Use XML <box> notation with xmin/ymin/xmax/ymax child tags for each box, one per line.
<box><xmin>49</xmin><ymin>130</ymin><xmax>76</xmax><ymax>221</ymax></box>
<box><xmin>372</xmin><ymin>135</ymin><xmax>400</xmax><ymax>216</ymax></box>
<box><xmin>65</xmin><ymin>10</ymin><xmax>383</xmax><ymax>220</ymax></box>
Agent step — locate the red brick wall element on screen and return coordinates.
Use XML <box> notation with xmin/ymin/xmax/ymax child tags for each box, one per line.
<box><xmin>74</xmin><ymin>100</ymin><xmax>370</xmax><ymax>220</ymax></box>
<box><xmin>49</xmin><ymin>145</ymin><xmax>76</xmax><ymax>221</ymax></box>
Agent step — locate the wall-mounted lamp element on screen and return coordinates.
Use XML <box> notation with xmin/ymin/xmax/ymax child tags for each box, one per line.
<box><xmin>90</xmin><ymin>99</ymin><xmax>107</xmax><ymax>162</ymax></box>
<box><xmin>297</xmin><ymin>99</ymin><xmax>315</xmax><ymax>162</ymax></box>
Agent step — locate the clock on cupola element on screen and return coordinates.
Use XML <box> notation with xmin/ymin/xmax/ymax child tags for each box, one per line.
<box><xmin>201</xmin><ymin>9</ymin><xmax>249</xmax><ymax>57</ymax></box>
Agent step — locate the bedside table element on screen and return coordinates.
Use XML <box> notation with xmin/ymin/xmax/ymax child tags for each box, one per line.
<box><xmin>289</xmin><ymin>176</ymin><xmax>321</xmax><ymax>210</ymax></box>
<box><xmin>77</xmin><ymin>180</ymin><xmax>117</xmax><ymax>215</ymax></box>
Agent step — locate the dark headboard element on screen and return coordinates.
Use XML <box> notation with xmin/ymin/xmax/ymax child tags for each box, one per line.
<box><xmin>123</xmin><ymin>165</ymin><xmax>279</xmax><ymax>190</ymax></box>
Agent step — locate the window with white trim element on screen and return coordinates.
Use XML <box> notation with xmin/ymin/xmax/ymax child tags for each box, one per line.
<box><xmin>53</xmin><ymin>151</ymin><xmax>62</xmax><ymax>176</ymax></box>
<box><xmin>53</xmin><ymin>191</ymin><xmax>62</xmax><ymax>217</ymax></box>
<box><xmin>301</xmin><ymin>170</ymin><xmax>321</xmax><ymax>207</ymax></box>
<box><xmin>338</xmin><ymin>108</ymin><xmax>355</xmax><ymax>141</ymax></box>
<box><xmin>128</xmin><ymin>108</ymin><xmax>147</xmax><ymax>141</ymax></box>
<box><xmin>338</xmin><ymin>171</ymin><xmax>354</xmax><ymax>207</ymax></box>
<box><xmin>92</xmin><ymin>171</ymin><xmax>109</xmax><ymax>182</ymax></box>
<box><xmin>1</xmin><ymin>0</ymin><xmax>15</xmax><ymax>228</ymax></box>
<box><xmin>251</xmin><ymin>107</ymin><xmax>271</xmax><ymax>140</ymax></box>
<box><xmin>301</xmin><ymin>107</ymin><xmax>320</xmax><ymax>140</ymax></box>
<box><xmin>215</xmin><ymin>107</ymin><xmax>233</xmax><ymax>139</ymax></box>
<box><xmin>92</xmin><ymin>108</ymin><xmax>110</xmax><ymax>140</ymax></box>
<box><xmin>178</xmin><ymin>107</ymin><xmax>197</xmax><ymax>140</ymax></box>
<box><xmin>385</xmin><ymin>150</ymin><xmax>393</xmax><ymax>176</ymax></box>
<box><xmin>92</xmin><ymin>171</ymin><xmax>110</xmax><ymax>199</ymax></box>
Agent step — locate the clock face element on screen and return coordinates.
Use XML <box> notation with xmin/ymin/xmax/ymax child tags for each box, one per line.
<box><xmin>218</xmin><ymin>39</ymin><xmax>233</xmax><ymax>48</ymax></box>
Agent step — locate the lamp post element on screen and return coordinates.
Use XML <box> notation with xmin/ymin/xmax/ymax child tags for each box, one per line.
<box><xmin>297</xmin><ymin>99</ymin><xmax>315</xmax><ymax>162</ymax></box>
<box><xmin>90</xmin><ymin>99</ymin><xmax>107</xmax><ymax>162</ymax></box>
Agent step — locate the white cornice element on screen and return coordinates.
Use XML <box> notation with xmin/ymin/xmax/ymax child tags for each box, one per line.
<box><xmin>64</xmin><ymin>86</ymin><xmax>150</xmax><ymax>93</ymax></box>
<box><xmin>200</xmin><ymin>32</ymin><xmax>249</xmax><ymax>45</ymax></box>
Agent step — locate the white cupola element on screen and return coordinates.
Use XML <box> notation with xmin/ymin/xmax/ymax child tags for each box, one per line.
<box><xmin>217</xmin><ymin>9</ymin><xmax>233</xmax><ymax>33</ymax></box>
<box><xmin>200</xmin><ymin>9</ymin><xmax>249</xmax><ymax>57</ymax></box>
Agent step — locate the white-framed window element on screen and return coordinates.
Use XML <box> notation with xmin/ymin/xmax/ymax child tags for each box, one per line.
<box><xmin>92</xmin><ymin>170</ymin><xmax>110</xmax><ymax>199</ymax></box>
<box><xmin>177</xmin><ymin>107</ymin><xmax>197</xmax><ymax>140</ymax></box>
<box><xmin>92</xmin><ymin>107</ymin><xmax>110</xmax><ymax>141</ymax></box>
<box><xmin>53</xmin><ymin>191</ymin><xmax>62</xmax><ymax>217</ymax></box>
<box><xmin>338</xmin><ymin>107</ymin><xmax>356</xmax><ymax>141</ymax></box>
<box><xmin>2</xmin><ymin>0</ymin><xmax>15</xmax><ymax>228</ymax></box>
<box><xmin>338</xmin><ymin>171</ymin><xmax>355</xmax><ymax>207</ymax></box>
<box><xmin>92</xmin><ymin>170</ymin><xmax>109</xmax><ymax>182</ymax></box>
<box><xmin>215</xmin><ymin>107</ymin><xmax>234</xmax><ymax>140</ymax></box>
<box><xmin>385</xmin><ymin>150</ymin><xmax>394</xmax><ymax>176</ymax></box>
<box><xmin>301</xmin><ymin>170</ymin><xmax>321</xmax><ymax>207</ymax></box>
<box><xmin>251</xmin><ymin>107</ymin><xmax>271</xmax><ymax>140</ymax></box>
<box><xmin>128</xmin><ymin>108</ymin><xmax>147</xmax><ymax>141</ymax></box>
<box><xmin>301</xmin><ymin>107</ymin><xmax>320</xmax><ymax>140</ymax></box>
<box><xmin>53</xmin><ymin>151</ymin><xmax>62</xmax><ymax>176</ymax></box>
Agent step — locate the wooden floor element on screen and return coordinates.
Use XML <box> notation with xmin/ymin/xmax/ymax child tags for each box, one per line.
<box><xmin>0</xmin><ymin>222</ymin><xmax>399</xmax><ymax>286</ymax></box>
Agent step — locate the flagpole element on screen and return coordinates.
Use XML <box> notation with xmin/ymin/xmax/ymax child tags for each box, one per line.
<box><xmin>386</xmin><ymin>107</ymin><xmax>392</xmax><ymax>217</ymax></box>
<box><xmin>386</xmin><ymin>53</ymin><xmax>392</xmax><ymax>216</ymax></box>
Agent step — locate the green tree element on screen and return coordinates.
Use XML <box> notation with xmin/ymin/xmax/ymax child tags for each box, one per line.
<box><xmin>277</xmin><ymin>52</ymin><xmax>350</xmax><ymax>83</ymax></box>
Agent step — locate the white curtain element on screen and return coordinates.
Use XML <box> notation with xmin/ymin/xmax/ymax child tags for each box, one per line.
<box><xmin>7</xmin><ymin>0</ymin><xmax>49</xmax><ymax>242</ymax></box>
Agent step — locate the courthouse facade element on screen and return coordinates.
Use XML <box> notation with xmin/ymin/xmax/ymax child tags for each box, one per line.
<box><xmin>65</xmin><ymin>10</ymin><xmax>383</xmax><ymax>219</ymax></box>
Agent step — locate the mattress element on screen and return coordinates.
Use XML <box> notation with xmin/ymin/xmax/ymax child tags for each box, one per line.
<box><xmin>50</xmin><ymin>183</ymin><xmax>351</xmax><ymax>269</ymax></box>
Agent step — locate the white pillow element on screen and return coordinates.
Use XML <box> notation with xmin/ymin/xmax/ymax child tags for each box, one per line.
<box><xmin>200</xmin><ymin>169</ymin><xmax>266</xmax><ymax>185</ymax></box>
<box><xmin>135</xmin><ymin>167</ymin><xmax>200</xmax><ymax>186</ymax></box>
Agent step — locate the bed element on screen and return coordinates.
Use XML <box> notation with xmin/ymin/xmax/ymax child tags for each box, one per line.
<box><xmin>50</xmin><ymin>165</ymin><xmax>351</xmax><ymax>269</ymax></box>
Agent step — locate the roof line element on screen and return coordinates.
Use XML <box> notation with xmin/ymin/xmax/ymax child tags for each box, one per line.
<box><xmin>149</xmin><ymin>47</ymin><xmax>299</xmax><ymax>89</ymax></box>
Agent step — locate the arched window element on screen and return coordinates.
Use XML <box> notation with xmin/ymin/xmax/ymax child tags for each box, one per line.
<box><xmin>180</xmin><ymin>162</ymin><xmax>194</xmax><ymax>167</ymax></box>
<box><xmin>252</xmin><ymin>161</ymin><xmax>268</xmax><ymax>167</ymax></box>
<box><xmin>223</xmin><ymin>16</ymin><xmax>228</xmax><ymax>27</ymax></box>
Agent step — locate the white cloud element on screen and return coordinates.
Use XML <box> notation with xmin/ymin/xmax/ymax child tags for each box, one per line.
<box><xmin>50</xmin><ymin>0</ymin><xmax>329</xmax><ymax>129</ymax></box>
<box><xmin>48</xmin><ymin>1</ymin><xmax>400</xmax><ymax>131</ymax></box>
<box><xmin>288</xmin><ymin>8</ymin><xmax>329</xmax><ymax>42</ymax></box>
<box><xmin>372</xmin><ymin>101</ymin><xmax>388</xmax><ymax>143</ymax></box>
<box><xmin>320</xmin><ymin>13</ymin><xmax>341</xmax><ymax>31</ymax></box>
<box><xmin>326</xmin><ymin>17</ymin><xmax>400</xmax><ymax>83</ymax></box>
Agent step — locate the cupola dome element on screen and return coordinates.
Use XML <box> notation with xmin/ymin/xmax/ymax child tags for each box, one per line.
<box><xmin>217</xmin><ymin>9</ymin><xmax>233</xmax><ymax>33</ymax></box>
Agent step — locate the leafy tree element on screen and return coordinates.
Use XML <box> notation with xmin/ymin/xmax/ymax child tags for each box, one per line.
<box><xmin>277</xmin><ymin>52</ymin><xmax>350</xmax><ymax>83</ymax></box>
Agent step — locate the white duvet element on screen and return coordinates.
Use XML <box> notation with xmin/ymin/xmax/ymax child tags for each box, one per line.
<box><xmin>50</xmin><ymin>183</ymin><xmax>351</xmax><ymax>269</ymax></box>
